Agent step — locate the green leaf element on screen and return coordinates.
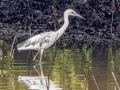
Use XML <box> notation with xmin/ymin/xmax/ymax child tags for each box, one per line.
<box><xmin>58</xmin><ymin>17</ymin><xmax>64</xmax><ymax>23</ymax></box>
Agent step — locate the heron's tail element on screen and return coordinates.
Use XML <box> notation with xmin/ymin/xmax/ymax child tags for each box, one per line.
<box><xmin>17</xmin><ymin>40</ymin><xmax>30</xmax><ymax>51</ymax></box>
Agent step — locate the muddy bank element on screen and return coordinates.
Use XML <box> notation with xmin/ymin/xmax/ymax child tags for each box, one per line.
<box><xmin>0</xmin><ymin>0</ymin><xmax>120</xmax><ymax>44</ymax></box>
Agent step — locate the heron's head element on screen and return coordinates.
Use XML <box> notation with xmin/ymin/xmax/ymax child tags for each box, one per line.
<box><xmin>64</xmin><ymin>9</ymin><xmax>85</xmax><ymax>20</ymax></box>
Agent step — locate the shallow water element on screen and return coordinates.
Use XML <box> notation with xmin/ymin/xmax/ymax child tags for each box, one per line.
<box><xmin>0</xmin><ymin>41</ymin><xmax>120</xmax><ymax>90</ymax></box>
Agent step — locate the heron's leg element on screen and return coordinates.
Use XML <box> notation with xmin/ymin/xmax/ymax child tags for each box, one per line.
<box><xmin>33</xmin><ymin>50</ymin><xmax>40</xmax><ymax>62</ymax></box>
<box><xmin>33</xmin><ymin>50</ymin><xmax>42</xmax><ymax>77</ymax></box>
<box><xmin>33</xmin><ymin>62</ymin><xmax>44</xmax><ymax>77</ymax></box>
<box><xmin>33</xmin><ymin>64</ymin><xmax>43</xmax><ymax>84</ymax></box>
<box><xmin>39</xmin><ymin>49</ymin><xmax>44</xmax><ymax>63</ymax></box>
<box><xmin>33</xmin><ymin>49</ymin><xmax>44</xmax><ymax>74</ymax></box>
<box><xmin>39</xmin><ymin>49</ymin><xmax>44</xmax><ymax>76</ymax></box>
<box><xmin>33</xmin><ymin>49</ymin><xmax>44</xmax><ymax>84</ymax></box>
<box><xmin>33</xmin><ymin>64</ymin><xmax>40</xmax><ymax>76</ymax></box>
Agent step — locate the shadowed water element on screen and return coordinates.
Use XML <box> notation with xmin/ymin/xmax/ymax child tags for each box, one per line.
<box><xmin>0</xmin><ymin>41</ymin><xmax>120</xmax><ymax>90</ymax></box>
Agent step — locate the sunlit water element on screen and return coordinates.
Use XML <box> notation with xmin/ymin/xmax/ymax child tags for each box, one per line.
<box><xmin>0</xmin><ymin>41</ymin><xmax>120</xmax><ymax>90</ymax></box>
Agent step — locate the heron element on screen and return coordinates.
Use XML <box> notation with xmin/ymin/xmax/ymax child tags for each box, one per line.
<box><xmin>17</xmin><ymin>9</ymin><xmax>85</xmax><ymax>65</ymax></box>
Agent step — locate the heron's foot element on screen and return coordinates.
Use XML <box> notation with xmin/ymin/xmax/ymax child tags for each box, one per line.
<box><xmin>39</xmin><ymin>61</ymin><xmax>45</xmax><ymax>64</ymax></box>
<box><xmin>33</xmin><ymin>65</ymin><xmax>40</xmax><ymax>73</ymax></box>
<box><xmin>36</xmin><ymin>61</ymin><xmax>45</xmax><ymax>65</ymax></box>
<box><xmin>33</xmin><ymin>62</ymin><xmax>44</xmax><ymax>69</ymax></box>
<box><xmin>33</xmin><ymin>59</ymin><xmax>39</xmax><ymax>62</ymax></box>
<box><xmin>33</xmin><ymin>65</ymin><xmax>36</xmax><ymax>70</ymax></box>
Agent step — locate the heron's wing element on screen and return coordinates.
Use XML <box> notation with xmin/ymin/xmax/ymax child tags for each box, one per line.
<box><xmin>35</xmin><ymin>31</ymin><xmax>58</xmax><ymax>47</ymax></box>
<box><xmin>17</xmin><ymin>31</ymin><xmax>58</xmax><ymax>50</ymax></box>
<box><xmin>17</xmin><ymin>34</ymin><xmax>41</xmax><ymax>49</ymax></box>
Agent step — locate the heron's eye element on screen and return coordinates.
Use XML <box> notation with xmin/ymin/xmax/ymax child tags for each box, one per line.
<box><xmin>71</xmin><ymin>12</ymin><xmax>74</xmax><ymax>14</ymax></box>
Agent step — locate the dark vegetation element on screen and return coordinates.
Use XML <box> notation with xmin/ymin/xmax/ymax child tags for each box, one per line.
<box><xmin>0</xmin><ymin>0</ymin><xmax>120</xmax><ymax>44</ymax></box>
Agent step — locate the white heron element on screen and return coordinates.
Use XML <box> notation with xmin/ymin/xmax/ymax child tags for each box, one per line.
<box><xmin>17</xmin><ymin>9</ymin><xmax>85</xmax><ymax>64</ymax></box>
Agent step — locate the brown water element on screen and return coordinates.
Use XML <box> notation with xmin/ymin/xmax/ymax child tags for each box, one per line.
<box><xmin>0</xmin><ymin>41</ymin><xmax>120</xmax><ymax>90</ymax></box>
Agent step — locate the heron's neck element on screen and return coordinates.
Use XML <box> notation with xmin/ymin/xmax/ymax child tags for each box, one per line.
<box><xmin>57</xmin><ymin>14</ymin><xmax>69</xmax><ymax>38</ymax></box>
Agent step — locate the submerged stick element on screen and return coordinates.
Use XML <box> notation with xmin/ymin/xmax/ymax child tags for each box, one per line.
<box><xmin>10</xmin><ymin>35</ymin><xmax>16</xmax><ymax>59</ymax></box>
<box><xmin>10</xmin><ymin>36</ymin><xmax>16</xmax><ymax>68</ymax></box>
<box><xmin>9</xmin><ymin>36</ymin><xmax>16</xmax><ymax>90</ymax></box>
<box><xmin>92</xmin><ymin>75</ymin><xmax>99</xmax><ymax>90</ymax></box>
<box><xmin>112</xmin><ymin>72</ymin><xmax>120</xmax><ymax>90</ymax></box>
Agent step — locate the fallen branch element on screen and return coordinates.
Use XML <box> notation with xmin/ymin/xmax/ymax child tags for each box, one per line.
<box><xmin>92</xmin><ymin>75</ymin><xmax>100</xmax><ymax>90</ymax></box>
<box><xmin>112</xmin><ymin>72</ymin><xmax>120</xmax><ymax>90</ymax></box>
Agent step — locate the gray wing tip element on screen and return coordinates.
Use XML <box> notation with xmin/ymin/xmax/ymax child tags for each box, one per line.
<box><xmin>17</xmin><ymin>40</ymin><xmax>28</xmax><ymax>49</ymax></box>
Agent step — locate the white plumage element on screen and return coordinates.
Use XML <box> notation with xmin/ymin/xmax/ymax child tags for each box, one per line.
<box><xmin>17</xmin><ymin>9</ymin><xmax>85</xmax><ymax>63</ymax></box>
<box><xmin>17</xmin><ymin>31</ymin><xmax>58</xmax><ymax>50</ymax></box>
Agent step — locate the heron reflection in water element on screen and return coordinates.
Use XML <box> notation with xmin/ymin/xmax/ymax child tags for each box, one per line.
<box><xmin>18</xmin><ymin>62</ymin><xmax>62</xmax><ymax>90</ymax></box>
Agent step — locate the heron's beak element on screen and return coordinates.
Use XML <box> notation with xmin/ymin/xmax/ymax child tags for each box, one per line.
<box><xmin>76</xmin><ymin>13</ymin><xmax>86</xmax><ymax>20</ymax></box>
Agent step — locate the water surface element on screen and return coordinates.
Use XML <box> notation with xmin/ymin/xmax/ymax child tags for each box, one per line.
<box><xmin>0</xmin><ymin>41</ymin><xmax>120</xmax><ymax>90</ymax></box>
